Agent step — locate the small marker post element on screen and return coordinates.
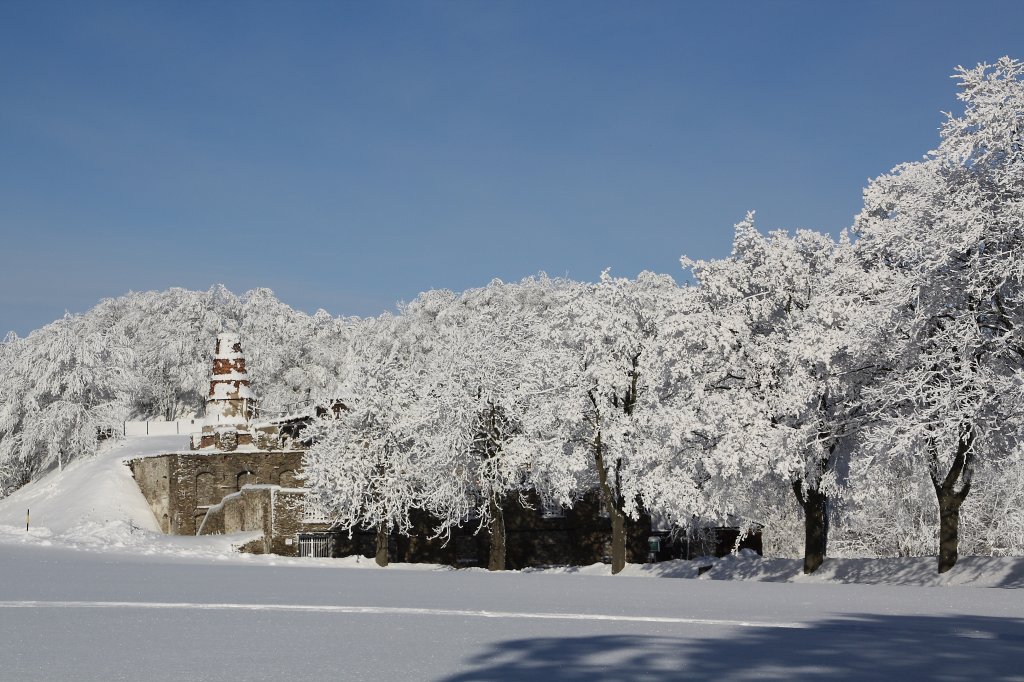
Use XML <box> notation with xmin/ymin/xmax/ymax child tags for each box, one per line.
<box><xmin>26</xmin><ymin>508</ymin><xmax>30</xmax><ymax>532</ymax></box>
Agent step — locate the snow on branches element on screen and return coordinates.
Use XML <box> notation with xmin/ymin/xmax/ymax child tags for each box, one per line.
<box><xmin>854</xmin><ymin>57</ymin><xmax>1024</xmax><ymax>572</ymax></box>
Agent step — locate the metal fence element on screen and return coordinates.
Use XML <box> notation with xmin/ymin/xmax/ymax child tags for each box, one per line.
<box><xmin>298</xmin><ymin>534</ymin><xmax>330</xmax><ymax>558</ymax></box>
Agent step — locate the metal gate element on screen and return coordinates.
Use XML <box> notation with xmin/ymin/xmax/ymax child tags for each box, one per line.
<box><xmin>298</xmin><ymin>534</ymin><xmax>330</xmax><ymax>558</ymax></box>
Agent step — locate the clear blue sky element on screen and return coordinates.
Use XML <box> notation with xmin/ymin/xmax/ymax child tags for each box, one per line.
<box><xmin>3</xmin><ymin>1</ymin><xmax>1023</xmax><ymax>336</ymax></box>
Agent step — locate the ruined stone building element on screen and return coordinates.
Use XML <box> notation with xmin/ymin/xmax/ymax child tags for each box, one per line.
<box><xmin>129</xmin><ymin>333</ymin><xmax>329</xmax><ymax>555</ymax></box>
<box><xmin>129</xmin><ymin>333</ymin><xmax>656</xmax><ymax>565</ymax></box>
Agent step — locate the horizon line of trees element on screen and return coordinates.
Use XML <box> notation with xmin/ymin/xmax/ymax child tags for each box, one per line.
<box><xmin>2</xmin><ymin>58</ymin><xmax>1023</xmax><ymax>574</ymax></box>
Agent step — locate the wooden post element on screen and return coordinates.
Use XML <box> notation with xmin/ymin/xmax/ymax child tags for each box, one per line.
<box><xmin>26</xmin><ymin>509</ymin><xmax>29</xmax><ymax>532</ymax></box>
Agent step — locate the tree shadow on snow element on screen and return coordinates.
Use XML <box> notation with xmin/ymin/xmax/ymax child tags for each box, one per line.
<box><xmin>808</xmin><ymin>556</ymin><xmax>1024</xmax><ymax>589</ymax></box>
<box><xmin>997</xmin><ymin>559</ymin><xmax>1024</xmax><ymax>589</ymax></box>
<box><xmin>442</xmin><ymin>614</ymin><xmax>1024</xmax><ymax>681</ymax></box>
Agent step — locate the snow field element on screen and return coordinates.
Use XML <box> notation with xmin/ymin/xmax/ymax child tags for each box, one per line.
<box><xmin>0</xmin><ymin>543</ymin><xmax>1021</xmax><ymax>681</ymax></box>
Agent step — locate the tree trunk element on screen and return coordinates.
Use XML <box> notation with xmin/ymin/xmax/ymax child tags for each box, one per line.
<box><xmin>929</xmin><ymin>425</ymin><xmax>974</xmax><ymax>574</ymax></box>
<box><xmin>935</xmin><ymin>487</ymin><xmax>963</xmax><ymax>574</ymax></box>
<box><xmin>609</xmin><ymin>508</ymin><xmax>626</xmax><ymax>575</ymax></box>
<box><xmin>375</xmin><ymin>522</ymin><xmax>389</xmax><ymax>567</ymax></box>
<box><xmin>592</xmin><ymin>430</ymin><xmax>627</xmax><ymax>575</ymax></box>
<box><xmin>793</xmin><ymin>480</ymin><xmax>827</xmax><ymax>575</ymax></box>
<box><xmin>488</xmin><ymin>494</ymin><xmax>506</xmax><ymax>571</ymax></box>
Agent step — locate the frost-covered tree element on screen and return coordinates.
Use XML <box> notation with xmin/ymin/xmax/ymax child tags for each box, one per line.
<box><xmin>547</xmin><ymin>271</ymin><xmax>683</xmax><ymax>574</ymax></box>
<box><xmin>240</xmin><ymin>289</ymin><xmax>352</xmax><ymax>413</ymax></box>
<box><xmin>113</xmin><ymin>286</ymin><xmax>241</xmax><ymax>420</ymax></box>
<box><xmin>0</xmin><ymin>285</ymin><xmax>352</xmax><ymax>496</ymax></box>
<box><xmin>855</xmin><ymin>57</ymin><xmax>1024</xmax><ymax>573</ymax></box>
<box><xmin>415</xmin><ymin>277</ymin><xmax>577</xmax><ymax>570</ymax></box>
<box><xmin>302</xmin><ymin>313</ymin><xmax>428</xmax><ymax>567</ymax></box>
<box><xmin>680</xmin><ymin>216</ymin><xmax>877</xmax><ymax>573</ymax></box>
<box><xmin>0</xmin><ymin>314</ymin><xmax>136</xmax><ymax>487</ymax></box>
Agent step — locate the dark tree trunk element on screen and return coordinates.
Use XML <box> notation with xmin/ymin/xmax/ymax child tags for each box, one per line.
<box><xmin>488</xmin><ymin>494</ymin><xmax>506</xmax><ymax>571</ymax></box>
<box><xmin>594</xmin><ymin>433</ymin><xmax>626</xmax><ymax>575</ymax></box>
<box><xmin>935</xmin><ymin>488</ymin><xmax>964</xmax><ymax>574</ymax></box>
<box><xmin>375</xmin><ymin>522</ymin><xmax>389</xmax><ymax>567</ymax></box>
<box><xmin>792</xmin><ymin>479</ymin><xmax>827</xmax><ymax>575</ymax></box>
<box><xmin>588</xmin><ymin>357</ymin><xmax>641</xmax><ymax>577</ymax></box>
<box><xmin>609</xmin><ymin>508</ymin><xmax>626</xmax><ymax>574</ymax></box>
<box><xmin>930</xmin><ymin>426</ymin><xmax>974</xmax><ymax>574</ymax></box>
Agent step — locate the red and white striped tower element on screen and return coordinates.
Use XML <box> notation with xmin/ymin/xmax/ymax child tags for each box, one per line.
<box><xmin>206</xmin><ymin>332</ymin><xmax>256</xmax><ymax>423</ymax></box>
<box><xmin>194</xmin><ymin>333</ymin><xmax>257</xmax><ymax>449</ymax></box>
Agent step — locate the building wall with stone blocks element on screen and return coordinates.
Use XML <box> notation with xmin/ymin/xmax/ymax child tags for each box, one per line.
<box><xmin>130</xmin><ymin>449</ymin><xmax>652</xmax><ymax>565</ymax></box>
<box><xmin>127</xmin><ymin>455</ymin><xmax>174</xmax><ymax>533</ymax></box>
<box><xmin>326</xmin><ymin>492</ymin><xmax>651</xmax><ymax>568</ymax></box>
<box><xmin>131</xmin><ymin>448</ymin><xmax>653</xmax><ymax>565</ymax></box>
<box><xmin>129</xmin><ymin>450</ymin><xmax>305</xmax><ymax>537</ymax></box>
<box><xmin>195</xmin><ymin>482</ymin><xmax>330</xmax><ymax>556</ymax></box>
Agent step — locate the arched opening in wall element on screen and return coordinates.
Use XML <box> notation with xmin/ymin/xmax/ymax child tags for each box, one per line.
<box><xmin>237</xmin><ymin>470</ymin><xmax>257</xmax><ymax>491</ymax></box>
<box><xmin>279</xmin><ymin>470</ymin><xmax>298</xmax><ymax>487</ymax></box>
<box><xmin>195</xmin><ymin>472</ymin><xmax>217</xmax><ymax>506</ymax></box>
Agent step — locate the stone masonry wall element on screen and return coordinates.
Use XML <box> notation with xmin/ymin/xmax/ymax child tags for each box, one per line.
<box><xmin>130</xmin><ymin>450</ymin><xmax>305</xmax><ymax>536</ymax></box>
<box><xmin>130</xmin><ymin>451</ymin><xmax>652</xmax><ymax>566</ymax></box>
<box><xmin>128</xmin><ymin>455</ymin><xmax>173</xmax><ymax>533</ymax></box>
<box><xmin>195</xmin><ymin>483</ymin><xmax>329</xmax><ymax>557</ymax></box>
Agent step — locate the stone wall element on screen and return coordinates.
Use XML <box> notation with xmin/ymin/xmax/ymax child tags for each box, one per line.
<box><xmin>128</xmin><ymin>455</ymin><xmax>173</xmax><ymax>533</ymax></box>
<box><xmin>129</xmin><ymin>450</ymin><xmax>305</xmax><ymax>536</ymax></box>
<box><xmin>195</xmin><ymin>483</ymin><xmax>330</xmax><ymax>556</ymax></box>
<box><xmin>130</xmin><ymin>450</ymin><xmax>653</xmax><ymax>567</ymax></box>
<box><xmin>503</xmin><ymin>491</ymin><xmax>652</xmax><ymax>568</ymax></box>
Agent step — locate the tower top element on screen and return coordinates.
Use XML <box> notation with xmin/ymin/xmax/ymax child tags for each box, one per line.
<box><xmin>214</xmin><ymin>333</ymin><xmax>244</xmax><ymax>360</ymax></box>
<box><xmin>207</xmin><ymin>333</ymin><xmax>255</xmax><ymax>419</ymax></box>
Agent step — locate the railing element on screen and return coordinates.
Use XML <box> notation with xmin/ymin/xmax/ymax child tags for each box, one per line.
<box><xmin>121</xmin><ymin>415</ymin><xmax>255</xmax><ymax>436</ymax></box>
<box><xmin>254</xmin><ymin>398</ymin><xmax>317</xmax><ymax>420</ymax></box>
<box><xmin>122</xmin><ymin>419</ymin><xmax>203</xmax><ymax>437</ymax></box>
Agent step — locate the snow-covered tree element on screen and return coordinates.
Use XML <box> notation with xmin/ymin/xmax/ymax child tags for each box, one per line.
<box><xmin>414</xmin><ymin>276</ymin><xmax>577</xmax><ymax>570</ymax></box>
<box><xmin>547</xmin><ymin>271</ymin><xmax>684</xmax><ymax>574</ymax></box>
<box><xmin>240</xmin><ymin>289</ymin><xmax>352</xmax><ymax>413</ymax></box>
<box><xmin>679</xmin><ymin>215</ymin><xmax>878</xmax><ymax>573</ymax></box>
<box><xmin>302</xmin><ymin>313</ymin><xmax>428</xmax><ymax>566</ymax></box>
<box><xmin>0</xmin><ymin>313</ymin><xmax>136</xmax><ymax>488</ymax></box>
<box><xmin>855</xmin><ymin>57</ymin><xmax>1024</xmax><ymax>573</ymax></box>
<box><xmin>0</xmin><ymin>285</ymin><xmax>353</xmax><ymax>496</ymax></box>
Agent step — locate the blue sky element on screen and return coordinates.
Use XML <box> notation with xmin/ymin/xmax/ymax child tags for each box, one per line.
<box><xmin>3</xmin><ymin>1</ymin><xmax>1024</xmax><ymax>336</ymax></box>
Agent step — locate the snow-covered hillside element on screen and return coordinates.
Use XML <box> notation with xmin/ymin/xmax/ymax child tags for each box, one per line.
<box><xmin>0</xmin><ymin>435</ymin><xmax>179</xmax><ymax>534</ymax></box>
<box><xmin>0</xmin><ymin>435</ymin><xmax>256</xmax><ymax>556</ymax></box>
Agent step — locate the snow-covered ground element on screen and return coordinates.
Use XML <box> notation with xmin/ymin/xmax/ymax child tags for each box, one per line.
<box><xmin>1</xmin><ymin>542</ymin><xmax>1022</xmax><ymax>681</ymax></box>
<box><xmin>0</xmin><ymin>437</ymin><xmax>1022</xmax><ymax>679</ymax></box>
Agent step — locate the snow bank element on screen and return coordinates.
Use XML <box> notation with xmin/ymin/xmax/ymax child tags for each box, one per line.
<box><xmin>0</xmin><ymin>436</ymin><xmax>253</xmax><ymax>558</ymax></box>
<box><xmin>0</xmin><ymin>435</ymin><xmax>186</xmax><ymax>535</ymax></box>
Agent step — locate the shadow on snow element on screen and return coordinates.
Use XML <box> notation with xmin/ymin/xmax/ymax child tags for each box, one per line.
<box><xmin>443</xmin><ymin>614</ymin><xmax>1024</xmax><ymax>681</ymax></box>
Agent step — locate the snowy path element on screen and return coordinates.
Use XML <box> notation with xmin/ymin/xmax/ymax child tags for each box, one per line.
<box><xmin>1</xmin><ymin>544</ymin><xmax>1022</xmax><ymax>681</ymax></box>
